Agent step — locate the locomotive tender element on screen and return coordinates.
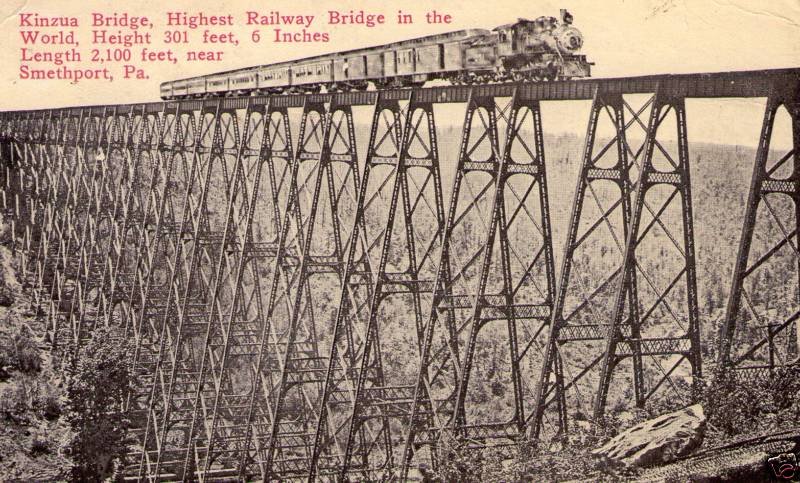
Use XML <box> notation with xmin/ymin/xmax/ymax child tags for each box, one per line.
<box><xmin>159</xmin><ymin>10</ymin><xmax>591</xmax><ymax>100</ymax></box>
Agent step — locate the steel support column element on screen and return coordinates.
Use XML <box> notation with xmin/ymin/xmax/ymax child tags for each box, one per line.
<box><xmin>402</xmin><ymin>86</ymin><xmax>556</xmax><ymax>477</ymax></box>
<box><xmin>720</xmin><ymin>80</ymin><xmax>800</xmax><ymax>380</ymax></box>
<box><xmin>309</xmin><ymin>90</ymin><xmax>447</xmax><ymax>480</ymax></box>
<box><xmin>594</xmin><ymin>90</ymin><xmax>701</xmax><ymax>419</ymax></box>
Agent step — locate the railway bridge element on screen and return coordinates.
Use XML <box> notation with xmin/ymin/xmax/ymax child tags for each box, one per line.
<box><xmin>0</xmin><ymin>68</ymin><xmax>798</xmax><ymax>481</ymax></box>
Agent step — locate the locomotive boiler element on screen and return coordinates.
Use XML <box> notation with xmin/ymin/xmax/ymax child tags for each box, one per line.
<box><xmin>159</xmin><ymin>10</ymin><xmax>592</xmax><ymax>99</ymax></box>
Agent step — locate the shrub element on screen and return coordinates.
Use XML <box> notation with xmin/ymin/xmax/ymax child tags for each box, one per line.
<box><xmin>0</xmin><ymin>324</ymin><xmax>41</xmax><ymax>377</ymax></box>
<box><xmin>430</xmin><ymin>434</ymin><xmax>485</xmax><ymax>482</ymax></box>
<box><xmin>30</xmin><ymin>435</ymin><xmax>52</xmax><ymax>455</ymax></box>
<box><xmin>13</xmin><ymin>327</ymin><xmax>41</xmax><ymax>373</ymax></box>
<box><xmin>702</xmin><ymin>365</ymin><xmax>800</xmax><ymax>438</ymax></box>
<box><xmin>37</xmin><ymin>390</ymin><xmax>62</xmax><ymax>421</ymax></box>
<box><xmin>510</xmin><ymin>426</ymin><xmax>642</xmax><ymax>482</ymax></box>
<box><xmin>63</xmin><ymin>326</ymin><xmax>134</xmax><ymax>482</ymax></box>
<box><xmin>0</xmin><ymin>376</ymin><xmax>41</xmax><ymax>422</ymax></box>
<box><xmin>423</xmin><ymin>420</ymin><xmax>637</xmax><ymax>483</ymax></box>
<box><xmin>0</xmin><ymin>381</ymin><xmax>30</xmax><ymax>421</ymax></box>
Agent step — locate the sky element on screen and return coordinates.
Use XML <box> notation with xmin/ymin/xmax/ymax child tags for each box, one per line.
<box><xmin>0</xmin><ymin>0</ymin><xmax>798</xmax><ymax>147</ymax></box>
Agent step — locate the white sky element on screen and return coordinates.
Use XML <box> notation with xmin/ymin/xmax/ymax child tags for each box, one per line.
<box><xmin>0</xmin><ymin>0</ymin><xmax>798</xmax><ymax>147</ymax></box>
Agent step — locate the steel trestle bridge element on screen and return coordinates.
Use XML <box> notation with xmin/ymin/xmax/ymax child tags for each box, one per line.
<box><xmin>0</xmin><ymin>67</ymin><xmax>798</xmax><ymax>481</ymax></box>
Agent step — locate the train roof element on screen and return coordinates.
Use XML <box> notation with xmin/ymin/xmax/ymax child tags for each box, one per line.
<box><xmin>493</xmin><ymin>18</ymin><xmax>555</xmax><ymax>30</ymax></box>
<box><xmin>161</xmin><ymin>27</ymin><xmax>492</xmax><ymax>87</ymax></box>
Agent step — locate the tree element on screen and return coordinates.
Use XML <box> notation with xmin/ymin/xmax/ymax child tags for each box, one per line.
<box><xmin>62</xmin><ymin>326</ymin><xmax>134</xmax><ymax>481</ymax></box>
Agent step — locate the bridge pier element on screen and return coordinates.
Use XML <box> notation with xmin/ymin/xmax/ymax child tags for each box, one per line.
<box><xmin>45</xmin><ymin>108</ymin><xmax>97</xmax><ymax>350</ymax></box>
<box><xmin>255</xmin><ymin>97</ymin><xmax>362</xmax><ymax>480</ymax></box>
<box><xmin>121</xmin><ymin>102</ymin><xmax>202</xmax><ymax>481</ymax></box>
<box><xmin>593</xmin><ymin>89</ymin><xmax>701</xmax><ymax>419</ymax></box>
<box><xmin>401</xmin><ymin>86</ymin><xmax>556</xmax><ymax>478</ymax></box>
<box><xmin>533</xmin><ymin>86</ymin><xmax>702</xmax><ymax>436</ymax></box>
<box><xmin>67</xmin><ymin>107</ymin><xmax>142</xmax><ymax>345</ymax></box>
<box><xmin>532</xmin><ymin>89</ymin><xmax>638</xmax><ymax>437</ymax></box>
<box><xmin>720</xmin><ymin>79</ymin><xmax>800</xmax><ymax>380</ymax></box>
<box><xmin>138</xmin><ymin>99</ymin><xmax>234</xmax><ymax>481</ymax></box>
<box><xmin>15</xmin><ymin>109</ymin><xmax>63</xmax><ymax>341</ymax></box>
<box><xmin>309</xmin><ymin>91</ymin><xmax>447</xmax><ymax>480</ymax></box>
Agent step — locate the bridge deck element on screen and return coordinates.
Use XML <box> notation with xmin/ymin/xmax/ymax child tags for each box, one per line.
<box><xmin>1</xmin><ymin>67</ymin><xmax>798</xmax><ymax>115</ymax></box>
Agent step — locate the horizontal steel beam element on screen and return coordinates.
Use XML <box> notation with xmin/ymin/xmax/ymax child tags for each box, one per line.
<box><xmin>2</xmin><ymin>68</ymin><xmax>799</xmax><ymax>115</ymax></box>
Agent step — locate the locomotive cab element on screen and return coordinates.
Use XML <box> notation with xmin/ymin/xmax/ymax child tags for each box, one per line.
<box><xmin>495</xmin><ymin>25</ymin><xmax>516</xmax><ymax>57</ymax></box>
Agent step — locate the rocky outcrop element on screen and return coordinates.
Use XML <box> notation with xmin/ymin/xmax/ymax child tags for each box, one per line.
<box><xmin>592</xmin><ymin>404</ymin><xmax>706</xmax><ymax>467</ymax></box>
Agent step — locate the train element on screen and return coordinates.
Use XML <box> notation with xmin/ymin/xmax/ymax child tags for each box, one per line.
<box><xmin>159</xmin><ymin>10</ymin><xmax>592</xmax><ymax>100</ymax></box>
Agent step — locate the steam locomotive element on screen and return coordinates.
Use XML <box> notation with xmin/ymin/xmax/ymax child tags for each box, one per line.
<box><xmin>159</xmin><ymin>10</ymin><xmax>591</xmax><ymax>100</ymax></box>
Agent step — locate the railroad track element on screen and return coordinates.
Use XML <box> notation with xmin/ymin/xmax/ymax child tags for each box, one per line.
<box><xmin>638</xmin><ymin>428</ymin><xmax>799</xmax><ymax>482</ymax></box>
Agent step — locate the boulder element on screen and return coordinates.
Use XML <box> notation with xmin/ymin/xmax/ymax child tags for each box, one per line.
<box><xmin>592</xmin><ymin>404</ymin><xmax>706</xmax><ymax>467</ymax></box>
